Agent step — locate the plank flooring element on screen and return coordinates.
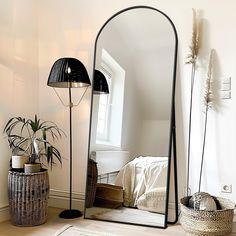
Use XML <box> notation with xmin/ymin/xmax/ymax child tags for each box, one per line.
<box><xmin>0</xmin><ymin>208</ymin><xmax>235</xmax><ymax>236</ymax></box>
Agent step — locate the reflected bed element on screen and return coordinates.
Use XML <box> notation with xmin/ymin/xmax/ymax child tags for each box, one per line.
<box><xmin>115</xmin><ymin>156</ymin><xmax>168</xmax><ymax>213</ymax></box>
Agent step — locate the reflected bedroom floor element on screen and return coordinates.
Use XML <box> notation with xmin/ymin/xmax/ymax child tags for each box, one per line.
<box><xmin>85</xmin><ymin>206</ymin><xmax>165</xmax><ymax>227</ymax></box>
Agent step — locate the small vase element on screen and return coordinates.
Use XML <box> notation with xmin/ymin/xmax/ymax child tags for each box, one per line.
<box><xmin>24</xmin><ymin>163</ymin><xmax>41</xmax><ymax>173</ymax></box>
<box><xmin>12</xmin><ymin>156</ymin><xmax>29</xmax><ymax>169</ymax></box>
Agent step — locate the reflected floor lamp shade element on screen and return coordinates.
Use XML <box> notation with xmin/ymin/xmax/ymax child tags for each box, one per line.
<box><xmin>93</xmin><ymin>69</ymin><xmax>109</xmax><ymax>94</ymax></box>
<box><xmin>47</xmin><ymin>58</ymin><xmax>91</xmax><ymax>219</ymax></box>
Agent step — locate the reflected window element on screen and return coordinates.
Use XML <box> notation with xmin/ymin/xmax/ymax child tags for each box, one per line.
<box><xmin>96</xmin><ymin>49</ymin><xmax>125</xmax><ymax>148</ymax></box>
<box><xmin>96</xmin><ymin>63</ymin><xmax>112</xmax><ymax>140</ymax></box>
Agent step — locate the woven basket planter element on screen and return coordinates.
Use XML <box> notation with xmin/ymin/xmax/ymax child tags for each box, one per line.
<box><xmin>8</xmin><ymin>169</ymin><xmax>49</xmax><ymax>226</ymax></box>
<box><xmin>180</xmin><ymin>196</ymin><xmax>235</xmax><ymax>236</ymax></box>
<box><xmin>85</xmin><ymin>159</ymin><xmax>98</xmax><ymax>208</ymax></box>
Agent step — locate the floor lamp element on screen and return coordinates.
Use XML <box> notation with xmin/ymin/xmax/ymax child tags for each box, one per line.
<box><xmin>47</xmin><ymin>57</ymin><xmax>91</xmax><ymax>219</ymax></box>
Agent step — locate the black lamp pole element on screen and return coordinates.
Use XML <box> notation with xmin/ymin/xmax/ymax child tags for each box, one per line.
<box><xmin>58</xmin><ymin>88</ymin><xmax>83</xmax><ymax>219</ymax></box>
<box><xmin>69</xmin><ymin>88</ymin><xmax>73</xmax><ymax>211</ymax></box>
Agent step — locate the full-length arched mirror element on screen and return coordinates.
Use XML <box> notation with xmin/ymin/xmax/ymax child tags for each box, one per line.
<box><xmin>85</xmin><ymin>6</ymin><xmax>177</xmax><ymax>228</ymax></box>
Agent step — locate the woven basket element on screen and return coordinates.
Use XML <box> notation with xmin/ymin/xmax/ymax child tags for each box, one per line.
<box><xmin>94</xmin><ymin>183</ymin><xmax>124</xmax><ymax>209</ymax></box>
<box><xmin>86</xmin><ymin>159</ymin><xmax>98</xmax><ymax>208</ymax></box>
<box><xmin>180</xmin><ymin>196</ymin><xmax>235</xmax><ymax>236</ymax></box>
<box><xmin>8</xmin><ymin>169</ymin><xmax>49</xmax><ymax>226</ymax></box>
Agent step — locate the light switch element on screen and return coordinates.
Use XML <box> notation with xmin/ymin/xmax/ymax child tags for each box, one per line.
<box><xmin>220</xmin><ymin>77</ymin><xmax>231</xmax><ymax>99</ymax></box>
<box><xmin>221</xmin><ymin>83</ymin><xmax>231</xmax><ymax>91</ymax></box>
<box><xmin>221</xmin><ymin>77</ymin><xmax>231</xmax><ymax>91</ymax></box>
<box><xmin>221</xmin><ymin>91</ymin><xmax>231</xmax><ymax>99</ymax></box>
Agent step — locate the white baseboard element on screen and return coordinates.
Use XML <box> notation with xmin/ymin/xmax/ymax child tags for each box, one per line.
<box><xmin>0</xmin><ymin>205</ymin><xmax>10</xmax><ymax>222</ymax></box>
<box><xmin>48</xmin><ymin>189</ymin><xmax>85</xmax><ymax>211</ymax></box>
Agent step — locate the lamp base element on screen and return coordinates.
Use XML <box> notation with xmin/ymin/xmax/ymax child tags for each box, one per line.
<box><xmin>59</xmin><ymin>209</ymin><xmax>83</xmax><ymax>219</ymax></box>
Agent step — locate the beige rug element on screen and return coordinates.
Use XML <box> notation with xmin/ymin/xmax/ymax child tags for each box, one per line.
<box><xmin>55</xmin><ymin>225</ymin><xmax>119</xmax><ymax>236</ymax></box>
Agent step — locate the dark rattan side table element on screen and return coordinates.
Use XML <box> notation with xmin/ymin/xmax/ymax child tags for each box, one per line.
<box><xmin>8</xmin><ymin>169</ymin><xmax>49</xmax><ymax>226</ymax></box>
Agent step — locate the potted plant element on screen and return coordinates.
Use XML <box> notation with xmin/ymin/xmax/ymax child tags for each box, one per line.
<box><xmin>3</xmin><ymin>115</ymin><xmax>64</xmax><ymax>226</ymax></box>
<box><xmin>3</xmin><ymin>115</ymin><xmax>64</xmax><ymax>173</ymax></box>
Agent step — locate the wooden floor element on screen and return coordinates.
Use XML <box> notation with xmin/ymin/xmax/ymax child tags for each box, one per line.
<box><xmin>0</xmin><ymin>208</ymin><xmax>235</xmax><ymax>236</ymax></box>
<box><xmin>85</xmin><ymin>206</ymin><xmax>165</xmax><ymax>227</ymax></box>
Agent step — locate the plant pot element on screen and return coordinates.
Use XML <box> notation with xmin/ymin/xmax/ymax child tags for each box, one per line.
<box><xmin>11</xmin><ymin>156</ymin><xmax>29</xmax><ymax>169</ymax></box>
<box><xmin>24</xmin><ymin>163</ymin><xmax>41</xmax><ymax>173</ymax></box>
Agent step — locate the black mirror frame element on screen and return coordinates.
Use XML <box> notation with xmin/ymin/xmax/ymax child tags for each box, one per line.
<box><xmin>84</xmin><ymin>5</ymin><xmax>178</xmax><ymax>229</ymax></box>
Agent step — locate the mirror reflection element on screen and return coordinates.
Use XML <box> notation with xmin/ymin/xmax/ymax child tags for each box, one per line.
<box><xmin>85</xmin><ymin>7</ymin><xmax>176</xmax><ymax>228</ymax></box>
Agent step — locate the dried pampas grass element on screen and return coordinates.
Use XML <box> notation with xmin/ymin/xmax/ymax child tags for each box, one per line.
<box><xmin>198</xmin><ymin>49</ymin><xmax>215</xmax><ymax>192</ymax></box>
<box><xmin>186</xmin><ymin>8</ymin><xmax>201</xmax><ymax>196</ymax></box>
<box><xmin>204</xmin><ymin>49</ymin><xmax>214</xmax><ymax>108</ymax></box>
<box><xmin>186</xmin><ymin>9</ymin><xmax>201</xmax><ymax>64</ymax></box>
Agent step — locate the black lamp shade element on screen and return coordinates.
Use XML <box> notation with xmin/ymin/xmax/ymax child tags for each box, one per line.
<box><xmin>47</xmin><ymin>58</ymin><xmax>91</xmax><ymax>88</ymax></box>
<box><xmin>93</xmin><ymin>70</ymin><xmax>109</xmax><ymax>94</ymax></box>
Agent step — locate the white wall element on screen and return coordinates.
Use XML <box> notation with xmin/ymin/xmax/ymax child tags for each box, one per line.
<box><xmin>139</xmin><ymin>120</ymin><xmax>170</xmax><ymax>157</ymax></box>
<box><xmin>121</xmin><ymin>71</ymin><xmax>142</xmax><ymax>159</ymax></box>
<box><xmin>0</xmin><ymin>0</ymin><xmax>38</xmax><ymax>214</ymax></box>
<box><xmin>1</xmin><ymin>0</ymin><xmax>236</xmax><ymax>221</ymax></box>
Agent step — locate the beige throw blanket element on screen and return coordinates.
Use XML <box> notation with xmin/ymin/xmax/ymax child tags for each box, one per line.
<box><xmin>115</xmin><ymin>156</ymin><xmax>168</xmax><ymax>208</ymax></box>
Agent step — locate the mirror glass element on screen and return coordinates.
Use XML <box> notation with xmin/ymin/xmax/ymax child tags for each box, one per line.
<box><xmin>85</xmin><ymin>7</ymin><xmax>177</xmax><ymax>228</ymax></box>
